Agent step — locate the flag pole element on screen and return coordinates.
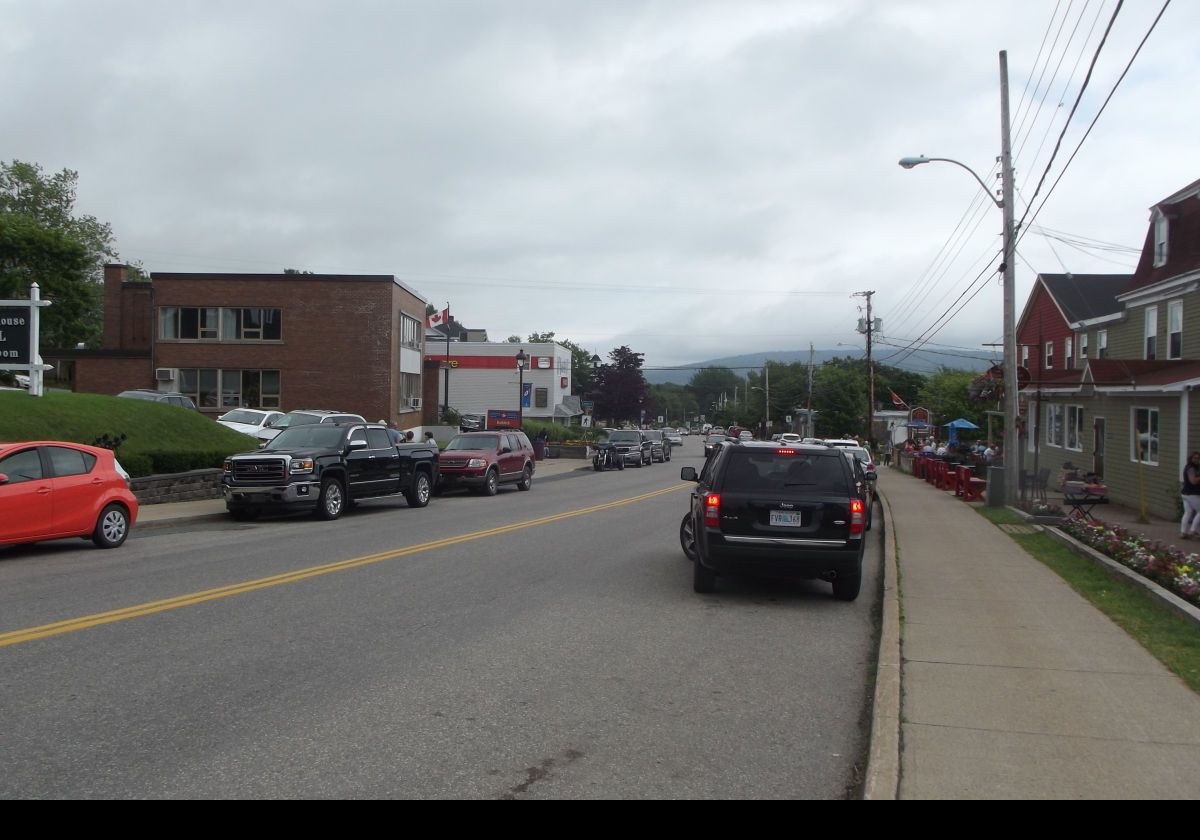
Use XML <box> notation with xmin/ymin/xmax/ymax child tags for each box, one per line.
<box><xmin>443</xmin><ymin>302</ymin><xmax>450</xmax><ymax>421</ymax></box>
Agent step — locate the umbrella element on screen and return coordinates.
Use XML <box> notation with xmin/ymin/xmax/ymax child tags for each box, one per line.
<box><xmin>942</xmin><ymin>418</ymin><xmax>980</xmax><ymax>445</ymax></box>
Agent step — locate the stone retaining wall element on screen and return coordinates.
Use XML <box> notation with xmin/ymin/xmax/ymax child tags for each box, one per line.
<box><xmin>132</xmin><ymin>468</ymin><xmax>223</xmax><ymax>505</ymax></box>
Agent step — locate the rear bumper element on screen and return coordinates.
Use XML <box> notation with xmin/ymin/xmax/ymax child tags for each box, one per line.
<box><xmin>699</xmin><ymin>531</ymin><xmax>864</xmax><ymax>579</ymax></box>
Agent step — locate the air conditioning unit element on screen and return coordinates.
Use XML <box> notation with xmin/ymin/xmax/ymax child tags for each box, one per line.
<box><xmin>408</xmin><ymin>397</ymin><xmax>422</xmax><ymax>409</ymax></box>
<box><xmin>155</xmin><ymin>368</ymin><xmax>176</xmax><ymax>382</ymax></box>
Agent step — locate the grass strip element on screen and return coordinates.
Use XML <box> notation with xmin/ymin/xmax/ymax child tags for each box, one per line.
<box><xmin>977</xmin><ymin>506</ymin><xmax>1200</xmax><ymax>694</ymax></box>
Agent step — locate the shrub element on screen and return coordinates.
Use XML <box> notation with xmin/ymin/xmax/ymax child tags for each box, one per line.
<box><xmin>119</xmin><ymin>454</ymin><xmax>154</xmax><ymax>478</ymax></box>
<box><xmin>143</xmin><ymin>450</ymin><xmax>233</xmax><ymax>475</ymax></box>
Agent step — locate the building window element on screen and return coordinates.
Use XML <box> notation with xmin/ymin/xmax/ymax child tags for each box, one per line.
<box><xmin>399</xmin><ymin>372</ymin><xmax>421</xmax><ymax>410</ymax></box>
<box><xmin>1168</xmin><ymin>300</ymin><xmax>1183</xmax><ymax>360</ymax></box>
<box><xmin>535</xmin><ymin>387</ymin><xmax>549</xmax><ymax>408</ymax></box>
<box><xmin>1145</xmin><ymin>306</ymin><xmax>1158</xmax><ymax>360</ymax></box>
<box><xmin>1045</xmin><ymin>341</ymin><xmax>1054</xmax><ymax>370</ymax></box>
<box><xmin>160</xmin><ymin>307</ymin><xmax>282</xmax><ymax>341</ymax></box>
<box><xmin>1079</xmin><ymin>333</ymin><xmax>1088</xmax><ymax>360</ymax></box>
<box><xmin>1066</xmin><ymin>406</ymin><xmax>1084</xmax><ymax>451</ymax></box>
<box><xmin>1021</xmin><ymin>345</ymin><xmax>1029</xmax><ymax>370</ymax></box>
<box><xmin>178</xmin><ymin>368</ymin><xmax>281</xmax><ymax>409</ymax></box>
<box><xmin>1132</xmin><ymin>407</ymin><xmax>1159</xmax><ymax>464</ymax></box>
<box><xmin>1098</xmin><ymin>330</ymin><xmax>1108</xmax><ymax>359</ymax></box>
<box><xmin>1046</xmin><ymin>404</ymin><xmax>1064</xmax><ymax>448</ymax></box>
<box><xmin>1065</xmin><ymin>337</ymin><xmax>1074</xmax><ymax>370</ymax></box>
<box><xmin>400</xmin><ymin>314</ymin><xmax>422</xmax><ymax>349</ymax></box>
<box><xmin>1153</xmin><ymin>210</ymin><xmax>1169</xmax><ymax>267</ymax></box>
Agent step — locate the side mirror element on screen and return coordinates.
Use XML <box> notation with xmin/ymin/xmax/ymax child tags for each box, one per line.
<box><xmin>501</xmin><ymin>447</ymin><xmax>512</xmax><ymax>454</ymax></box>
<box><xmin>680</xmin><ymin>466</ymin><xmax>698</xmax><ymax>482</ymax></box>
<box><xmin>348</xmin><ymin>439</ymin><xmax>368</xmax><ymax>451</ymax></box>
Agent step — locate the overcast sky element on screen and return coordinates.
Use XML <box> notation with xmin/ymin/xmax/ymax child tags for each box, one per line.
<box><xmin>4</xmin><ymin>0</ymin><xmax>1195</xmax><ymax>370</ymax></box>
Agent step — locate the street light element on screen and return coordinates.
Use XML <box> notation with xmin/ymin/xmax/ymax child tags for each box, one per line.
<box><xmin>899</xmin><ymin>55</ymin><xmax>1017</xmax><ymax>505</ymax></box>
<box><xmin>515</xmin><ymin>348</ymin><xmax>528</xmax><ymax>427</ymax></box>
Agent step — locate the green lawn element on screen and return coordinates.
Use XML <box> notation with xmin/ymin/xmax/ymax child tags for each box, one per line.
<box><xmin>0</xmin><ymin>391</ymin><xmax>257</xmax><ymax>476</ymax></box>
<box><xmin>977</xmin><ymin>506</ymin><xmax>1200</xmax><ymax>694</ymax></box>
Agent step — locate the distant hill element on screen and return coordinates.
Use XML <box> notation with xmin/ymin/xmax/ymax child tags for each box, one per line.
<box><xmin>643</xmin><ymin>347</ymin><xmax>996</xmax><ymax>385</ymax></box>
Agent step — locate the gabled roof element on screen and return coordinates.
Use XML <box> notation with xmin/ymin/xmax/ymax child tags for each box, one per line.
<box><xmin>1083</xmin><ymin>358</ymin><xmax>1200</xmax><ymax>389</ymax></box>
<box><xmin>1038</xmin><ymin>274</ymin><xmax>1129</xmax><ymax>325</ymax></box>
<box><xmin>1123</xmin><ymin>177</ymin><xmax>1200</xmax><ymax>295</ymax></box>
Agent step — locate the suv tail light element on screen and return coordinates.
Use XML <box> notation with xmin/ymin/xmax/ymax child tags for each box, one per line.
<box><xmin>703</xmin><ymin>494</ymin><xmax>721</xmax><ymax>528</ymax></box>
<box><xmin>850</xmin><ymin>498</ymin><xmax>866</xmax><ymax>535</ymax></box>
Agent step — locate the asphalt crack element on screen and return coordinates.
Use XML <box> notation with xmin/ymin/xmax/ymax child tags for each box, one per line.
<box><xmin>500</xmin><ymin>748</ymin><xmax>585</xmax><ymax>799</ymax></box>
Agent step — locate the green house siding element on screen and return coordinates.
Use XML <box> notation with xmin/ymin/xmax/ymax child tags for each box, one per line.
<box><xmin>1107</xmin><ymin>295</ymin><xmax>1200</xmax><ymax>361</ymax></box>
<box><xmin>1094</xmin><ymin>393</ymin><xmax>1181</xmax><ymax>520</ymax></box>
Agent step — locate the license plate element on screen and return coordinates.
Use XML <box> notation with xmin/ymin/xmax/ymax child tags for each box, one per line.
<box><xmin>770</xmin><ymin>511</ymin><xmax>804</xmax><ymax>527</ymax></box>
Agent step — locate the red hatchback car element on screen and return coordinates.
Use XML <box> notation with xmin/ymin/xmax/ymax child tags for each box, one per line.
<box><xmin>0</xmin><ymin>441</ymin><xmax>139</xmax><ymax>549</ymax></box>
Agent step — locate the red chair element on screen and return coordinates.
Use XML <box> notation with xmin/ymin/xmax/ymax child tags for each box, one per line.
<box><xmin>914</xmin><ymin>456</ymin><xmax>925</xmax><ymax>479</ymax></box>
<box><xmin>944</xmin><ymin>467</ymin><xmax>960</xmax><ymax>495</ymax></box>
<box><xmin>955</xmin><ymin>465</ymin><xmax>972</xmax><ymax>497</ymax></box>
<box><xmin>963</xmin><ymin>477</ymin><xmax>987</xmax><ymax>502</ymax></box>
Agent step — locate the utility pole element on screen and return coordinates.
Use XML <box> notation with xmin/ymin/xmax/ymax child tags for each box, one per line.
<box><xmin>855</xmin><ymin>290</ymin><xmax>876</xmax><ymax>444</ymax></box>
<box><xmin>807</xmin><ymin>343</ymin><xmax>814</xmax><ymax>437</ymax></box>
<box><xmin>1000</xmin><ymin>50</ymin><xmax>1018</xmax><ymax>505</ymax></box>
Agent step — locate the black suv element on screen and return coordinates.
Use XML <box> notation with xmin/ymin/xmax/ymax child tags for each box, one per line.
<box><xmin>679</xmin><ymin>441</ymin><xmax>872</xmax><ymax>600</ymax></box>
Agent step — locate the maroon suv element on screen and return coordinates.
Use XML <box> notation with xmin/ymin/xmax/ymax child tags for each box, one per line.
<box><xmin>436</xmin><ymin>431</ymin><xmax>535</xmax><ymax>496</ymax></box>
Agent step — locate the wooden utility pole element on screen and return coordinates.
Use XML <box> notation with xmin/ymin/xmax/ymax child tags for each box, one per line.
<box><xmin>855</xmin><ymin>290</ymin><xmax>876</xmax><ymax>444</ymax></box>
<box><xmin>807</xmin><ymin>343</ymin><xmax>814</xmax><ymax>437</ymax></box>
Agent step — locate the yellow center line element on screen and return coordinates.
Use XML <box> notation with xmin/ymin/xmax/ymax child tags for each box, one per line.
<box><xmin>0</xmin><ymin>483</ymin><xmax>690</xmax><ymax>649</ymax></box>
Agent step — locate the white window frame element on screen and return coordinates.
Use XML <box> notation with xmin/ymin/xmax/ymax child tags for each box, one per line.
<box><xmin>1021</xmin><ymin>345</ymin><xmax>1029</xmax><ymax>370</ymax></box>
<box><xmin>1046</xmin><ymin>403</ymin><xmax>1065</xmax><ymax>448</ymax></box>
<box><xmin>1168</xmin><ymin>299</ymin><xmax>1183</xmax><ymax>360</ymax></box>
<box><xmin>1079</xmin><ymin>332</ymin><xmax>1088</xmax><ymax>360</ymax></box>
<box><xmin>1045</xmin><ymin>341</ymin><xmax>1054</xmax><ymax>370</ymax></box>
<box><xmin>1098</xmin><ymin>330</ymin><xmax>1108</xmax><ymax>359</ymax></box>
<box><xmin>1065</xmin><ymin>405</ymin><xmax>1084</xmax><ymax>451</ymax></box>
<box><xmin>1145</xmin><ymin>306</ymin><xmax>1158</xmax><ymax>360</ymax></box>
<box><xmin>1065</xmin><ymin>337</ymin><xmax>1074</xmax><ymax>370</ymax></box>
<box><xmin>1153</xmin><ymin>210</ymin><xmax>1169</xmax><ymax>267</ymax></box>
<box><xmin>159</xmin><ymin>307</ymin><xmax>282</xmax><ymax>342</ymax></box>
<box><xmin>1131</xmin><ymin>407</ymin><xmax>1159</xmax><ymax>465</ymax></box>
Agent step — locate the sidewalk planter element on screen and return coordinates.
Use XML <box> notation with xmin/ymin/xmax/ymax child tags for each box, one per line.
<box><xmin>547</xmin><ymin>444</ymin><xmax>588</xmax><ymax>459</ymax></box>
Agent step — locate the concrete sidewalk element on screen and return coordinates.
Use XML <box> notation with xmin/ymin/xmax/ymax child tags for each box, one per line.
<box><xmin>876</xmin><ymin>469</ymin><xmax>1200</xmax><ymax>799</ymax></box>
<box><xmin>136</xmin><ymin>455</ymin><xmax>592</xmax><ymax>528</ymax></box>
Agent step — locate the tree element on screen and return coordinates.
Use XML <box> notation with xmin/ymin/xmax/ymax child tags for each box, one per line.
<box><xmin>687</xmin><ymin>367</ymin><xmax>743</xmax><ymax>422</ymax></box>
<box><xmin>917</xmin><ymin>368</ymin><xmax>985</xmax><ymax>432</ymax></box>
<box><xmin>505</xmin><ymin>335</ymin><xmax>522</xmax><ymax>343</ymax></box>
<box><xmin>0</xmin><ymin>160</ymin><xmax>118</xmax><ymax>349</ymax></box>
<box><xmin>593</xmin><ymin>346</ymin><xmax>648</xmax><ymax>424</ymax></box>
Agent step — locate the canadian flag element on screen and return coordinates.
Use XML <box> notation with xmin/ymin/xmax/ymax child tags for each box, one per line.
<box><xmin>890</xmin><ymin>389</ymin><xmax>908</xmax><ymax>410</ymax></box>
<box><xmin>426</xmin><ymin>307</ymin><xmax>449</xmax><ymax>329</ymax></box>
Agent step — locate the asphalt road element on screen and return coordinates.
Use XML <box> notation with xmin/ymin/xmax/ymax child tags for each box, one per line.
<box><xmin>0</xmin><ymin>438</ymin><xmax>882</xmax><ymax>799</ymax></box>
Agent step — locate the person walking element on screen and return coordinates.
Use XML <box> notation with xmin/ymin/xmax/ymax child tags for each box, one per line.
<box><xmin>1180</xmin><ymin>451</ymin><xmax>1200</xmax><ymax>539</ymax></box>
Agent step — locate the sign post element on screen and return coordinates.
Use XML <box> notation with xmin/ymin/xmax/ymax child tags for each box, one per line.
<box><xmin>0</xmin><ymin>283</ymin><xmax>53</xmax><ymax>397</ymax></box>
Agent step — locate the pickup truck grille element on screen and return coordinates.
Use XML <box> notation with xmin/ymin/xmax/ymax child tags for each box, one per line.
<box><xmin>231</xmin><ymin>457</ymin><xmax>287</xmax><ymax>482</ymax></box>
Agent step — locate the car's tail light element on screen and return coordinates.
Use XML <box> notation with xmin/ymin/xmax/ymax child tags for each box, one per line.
<box><xmin>776</xmin><ymin>449</ymin><xmax>796</xmax><ymax>455</ymax></box>
<box><xmin>703</xmin><ymin>494</ymin><xmax>721</xmax><ymax>528</ymax></box>
<box><xmin>850</xmin><ymin>498</ymin><xmax>866</xmax><ymax>535</ymax></box>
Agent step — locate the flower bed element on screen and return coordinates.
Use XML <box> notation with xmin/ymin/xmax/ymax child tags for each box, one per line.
<box><xmin>1059</xmin><ymin>519</ymin><xmax>1200</xmax><ymax>607</ymax></box>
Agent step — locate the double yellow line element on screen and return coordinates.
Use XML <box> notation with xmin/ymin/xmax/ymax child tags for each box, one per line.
<box><xmin>0</xmin><ymin>484</ymin><xmax>687</xmax><ymax>649</ymax></box>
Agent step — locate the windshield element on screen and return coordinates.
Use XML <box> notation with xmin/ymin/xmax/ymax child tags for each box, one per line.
<box><xmin>271</xmin><ymin>413</ymin><xmax>321</xmax><ymax>430</ymax></box>
<box><xmin>607</xmin><ymin>432</ymin><xmax>641</xmax><ymax>444</ymax></box>
<box><xmin>705</xmin><ymin>434</ymin><xmax>725</xmax><ymax>443</ymax></box>
<box><xmin>268</xmin><ymin>425</ymin><xmax>347</xmax><ymax>449</ymax></box>
<box><xmin>220</xmin><ymin>410</ymin><xmax>265</xmax><ymax>425</ymax></box>
<box><xmin>446</xmin><ymin>434</ymin><xmax>498</xmax><ymax>451</ymax></box>
<box><xmin>644</xmin><ymin>431</ymin><xmax>662</xmax><ymax>441</ymax></box>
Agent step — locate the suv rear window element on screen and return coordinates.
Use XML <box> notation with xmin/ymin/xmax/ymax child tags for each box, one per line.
<box><xmin>720</xmin><ymin>450</ymin><xmax>847</xmax><ymax>492</ymax></box>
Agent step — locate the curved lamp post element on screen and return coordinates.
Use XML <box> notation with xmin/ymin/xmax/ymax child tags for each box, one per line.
<box><xmin>515</xmin><ymin>349</ymin><xmax>528</xmax><ymax>427</ymax></box>
<box><xmin>900</xmin><ymin>81</ymin><xmax>1018</xmax><ymax>506</ymax></box>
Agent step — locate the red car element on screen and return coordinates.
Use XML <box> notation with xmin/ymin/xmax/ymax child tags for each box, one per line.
<box><xmin>436</xmin><ymin>431</ymin><xmax>535</xmax><ymax>495</ymax></box>
<box><xmin>0</xmin><ymin>441</ymin><xmax>139</xmax><ymax>549</ymax></box>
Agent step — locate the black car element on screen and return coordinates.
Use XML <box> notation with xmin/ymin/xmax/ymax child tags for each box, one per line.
<box><xmin>643</xmin><ymin>429</ymin><xmax>671</xmax><ymax>463</ymax></box>
<box><xmin>680</xmin><ymin>441</ymin><xmax>872</xmax><ymax>600</ymax></box>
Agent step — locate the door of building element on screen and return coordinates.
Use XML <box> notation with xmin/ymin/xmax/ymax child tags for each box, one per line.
<box><xmin>1093</xmin><ymin>417</ymin><xmax>1106</xmax><ymax>478</ymax></box>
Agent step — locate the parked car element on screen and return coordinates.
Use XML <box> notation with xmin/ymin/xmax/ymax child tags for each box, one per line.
<box><xmin>116</xmin><ymin>389</ymin><xmax>198</xmax><ymax>411</ymax></box>
<box><xmin>254</xmin><ymin>409</ymin><xmax>366</xmax><ymax>443</ymax></box>
<box><xmin>217</xmin><ymin>408</ymin><xmax>285</xmax><ymax>437</ymax></box>
<box><xmin>437</xmin><ymin>430</ymin><xmax>536</xmax><ymax>495</ymax></box>
<box><xmin>643</xmin><ymin>429</ymin><xmax>671</xmax><ymax>463</ymax></box>
<box><xmin>839</xmin><ymin>445</ymin><xmax>878</xmax><ymax>495</ymax></box>
<box><xmin>779</xmin><ymin>433</ymin><xmax>802</xmax><ymax>444</ymax></box>
<box><xmin>223</xmin><ymin>422</ymin><xmax>438</xmax><ymax>520</ymax></box>
<box><xmin>680</xmin><ymin>441</ymin><xmax>868</xmax><ymax>599</ymax></box>
<box><xmin>605</xmin><ymin>429</ymin><xmax>652</xmax><ymax>467</ymax></box>
<box><xmin>0</xmin><ymin>441</ymin><xmax>138</xmax><ymax>549</ymax></box>
<box><xmin>665</xmin><ymin>429</ymin><xmax>683</xmax><ymax>447</ymax></box>
<box><xmin>459</xmin><ymin>413</ymin><xmax>485</xmax><ymax>432</ymax></box>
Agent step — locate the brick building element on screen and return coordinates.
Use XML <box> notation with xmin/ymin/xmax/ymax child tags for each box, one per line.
<box><xmin>55</xmin><ymin>265</ymin><xmax>428</xmax><ymax>424</ymax></box>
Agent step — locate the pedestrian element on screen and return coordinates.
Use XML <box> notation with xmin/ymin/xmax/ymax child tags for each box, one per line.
<box><xmin>424</xmin><ymin>431</ymin><xmax>437</xmax><ymax>447</ymax></box>
<box><xmin>404</xmin><ymin>430</ymin><xmax>414</xmax><ymax>442</ymax></box>
<box><xmin>1181</xmin><ymin>451</ymin><xmax>1200</xmax><ymax>539</ymax></box>
<box><xmin>383</xmin><ymin>420</ymin><xmax>403</xmax><ymax>445</ymax></box>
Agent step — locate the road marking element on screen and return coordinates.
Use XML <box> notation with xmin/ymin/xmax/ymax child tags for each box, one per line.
<box><xmin>0</xmin><ymin>484</ymin><xmax>689</xmax><ymax>649</ymax></box>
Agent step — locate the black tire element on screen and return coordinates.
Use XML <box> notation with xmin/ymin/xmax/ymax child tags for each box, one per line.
<box><xmin>679</xmin><ymin>513</ymin><xmax>698</xmax><ymax>562</ymax></box>
<box><xmin>482</xmin><ymin>469</ymin><xmax>499</xmax><ymax>496</ymax></box>
<box><xmin>664</xmin><ymin>448</ymin><xmax>671</xmax><ymax>462</ymax></box>
<box><xmin>593</xmin><ymin>456</ymin><xmax>603</xmax><ymax>472</ymax></box>
<box><xmin>832</xmin><ymin>573</ymin><xmax>862</xmax><ymax>602</ymax></box>
<box><xmin>228</xmin><ymin>506</ymin><xmax>260</xmax><ymax>521</ymax></box>
<box><xmin>693</xmin><ymin>558</ymin><xmax>717</xmax><ymax>593</ymax></box>
<box><xmin>405</xmin><ymin>471</ymin><xmax>432</xmax><ymax>508</ymax></box>
<box><xmin>517</xmin><ymin>465</ymin><xmax>533</xmax><ymax>491</ymax></box>
<box><xmin>635</xmin><ymin>452</ymin><xmax>644</xmax><ymax>468</ymax></box>
<box><xmin>616</xmin><ymin>456</ymin><xmax>624</xmax><ymax>471</ymax></box>
<box><xmin>92</xmin><ymin>504</ymin><xmax>130</xmax><ymax>549</ymax></box>
<box><xmin>315</xmin><ymin>477</ymin><xmax>346</xmax><ymax>520</ymax></box>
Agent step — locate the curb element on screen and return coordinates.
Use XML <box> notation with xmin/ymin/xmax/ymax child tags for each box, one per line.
<box><xmin>862</xmin><ymin>490</ymin><xmax>901</xmax><ymax>800</ymax></box>
<box><xmin>135</xmin><ymin>512</ymin><xmax>230</xmax><ymax>531</ymax></box>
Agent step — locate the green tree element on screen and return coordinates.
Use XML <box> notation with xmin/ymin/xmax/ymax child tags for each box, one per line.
<box><xmin>526</xmin><ymin>331</ymin><xmax>600</xmax><ymax>396</ymax></box>
<box><xmin>0</xmin><ymin>160</ymin><xmax>119</xmax><ymax>348</ymax></box>
<box><xmin>917</xmin><ymin>368</ymin><xmax>985</xmax><ymax>431</ymax></box>
<box><xmin>687</xmin><ymin>367</ymin><xmax>743</xmax><ymax>422</ymax></box>
<box><xmin>594</xmin><ymin>346</ymin><xmax>647</xmax><ymax>424</ymax></box>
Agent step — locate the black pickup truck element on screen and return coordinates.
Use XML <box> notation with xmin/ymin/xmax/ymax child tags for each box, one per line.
<box><xmin>222</xmin><ymin>422</ymin><xmax>439</xmax><ymax>520</ymax></box>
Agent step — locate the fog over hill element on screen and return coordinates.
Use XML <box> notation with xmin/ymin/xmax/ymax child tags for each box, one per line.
<box><xmin>643</xmin><ymin>348</ymin><xmax>996</xmax><ymax>386</ymax></box>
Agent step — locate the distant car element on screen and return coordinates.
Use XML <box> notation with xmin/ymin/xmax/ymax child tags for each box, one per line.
<box><xmin>606</xmin><ymin>430</ymin><xmax>653</xmax><ymax>467</ymax></box>
<box><xmin>459</xmin><ymin>413</ymin><xmax>485</xmax><ymax>432</ymax></box>
<box><xmin>665</xmin><ymin>429</ymin><xmax>683</xmax><ymax>447</ymax></box>
<box><xmin>117</xmin><ymin>389</ymin><xmax>198</xmax><ymax>411</ymax></box>
<box><xmin>703</xmin><ymin>433</ymin><xmax>726</xmax><ymax>458</ymax></box>
<box><xmin>643</xmin><ymin>429</ymin><xmax>671</xmax><ymax>463</ymax></box>
<box><xmin>779</xmin><ymin>433</ymin><xmax>802</xmax><ymax>444</ymax></box>
<box><xmin>738</xmin><ymin>430</ymin><xmax>754</xmax><ymax>441</ymax></box>
<box><xmin>0</xmin><ymin>441</ymin><xmax>138</xmax><ymax>549</ymax></box>
<box><xmin>254</xmin><ymin>409</ymin><xmax>366</xmax><ymax>443</ymax></box>
<box><xmin>217</xmin><ymin>408</ymin><xmax>285</xmax><ymax>437</ymax></box>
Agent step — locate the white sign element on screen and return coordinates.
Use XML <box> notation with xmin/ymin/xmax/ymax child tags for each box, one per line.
<box><xmin>581</xmin><ymin>415</ymin><xmax>592</xmax><ymax>428</ymax></box>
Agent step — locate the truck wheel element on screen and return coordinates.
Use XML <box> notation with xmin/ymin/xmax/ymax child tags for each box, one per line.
<box><xmin>92</xmin><ymin>504</ymin><xmax>130</xmax><ymax>549</ymax></box>
<box><xmin>635</xmin><ymin>453</ymin><xmax>644</xmax><ymax>468</ymax></box>
<box><xmin>405</xmin><ymin>471</ymin><xmax>432</xmax><ymax>508</ymax></box>
<box><xmin>315</xmin><ymin>477</ymin><xmax>345</xmax><ymax>520</ymax></box>
<box><xmin>517</xmin><ymin>465</ymin><xmax>533</xmax><ymax>491</ymax></box>
<box><xmin>593</xmin><ymin>456</ymin><xmax>603</xmax><ymax>472</ymax></box>
<box><xmin>482</xmin><ymin>469</ymin><xmax>499</xmax><ymax>496</ymax></box>
<box><xmin>832</xmin><ymin>574</ymin><xmax>862</xmax><ymax>602</ymax></box>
